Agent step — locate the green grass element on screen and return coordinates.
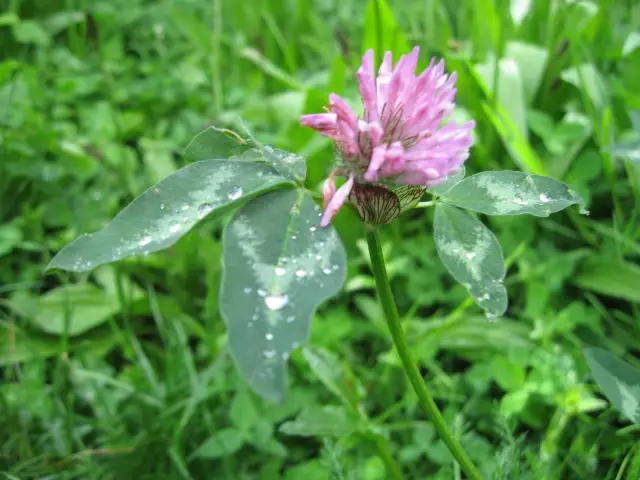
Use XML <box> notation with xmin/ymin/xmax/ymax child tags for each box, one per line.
<box><xmin>1</xmin><ymin>0</ymin><xmax>640</xmax><ymax>478</ymax></box>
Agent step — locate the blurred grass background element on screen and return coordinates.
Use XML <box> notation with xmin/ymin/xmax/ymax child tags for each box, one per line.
<box><xmin>1</xmin><ymin>0</ymin><xmax>640</xmax><ymax>478</ymax></box>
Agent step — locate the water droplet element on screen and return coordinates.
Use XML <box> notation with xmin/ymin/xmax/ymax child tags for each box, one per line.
<box><xmin>265</xmin><ymin>333</ymin><xmax>274</xmax><ymax>340</ymax></box>
<box><xmin>465</xmin><ymin>252</ymin><xmax>476</xmax><ymax>260</ymax></box>
<box><xmin>169</xmin><ymin>224</ymin><xmax>181</xmax><ymax>233</ymax></box>
<box><xmin>243</xmin><ymin>287</ymin><xmax>252</xmax><ymax>294</ymax></box>
<box><xmin>281</xmin><ymin>257</ymin><xmax>289</xmax><ymax>264</ymax></box>
<box><xmin>309</xmin><ymin>226</ymin><xmax>317</xmax><ymax>232</ymax></box>
<box><xmin>181</xmin><ymin>205</ymin><xmax>189</xmax><ymax>211</ymax></box>
<box><xmin>453</xmin><ymin>248</ymin><xmax>460</xmax><ymax>254</ymax></box>
<box><xmin>315</xmin><ymin>255</ymin><xmax>322</xmax><ymax>261</ymax></box>
<box><xmin>291</xmin><ymin>235</ymin><xmax>297</xmax><ymax>240</ymax></box>
<box><xmin>332</xmin><ymin>265</ymin><xmax>339</xmax><ymax>271</ymax></box>
<box><xmin>263</xmin><ymin>349</ymin><xmax>277</xmax><ymax>359</ymax></box>
<box><xmin>265</xmin><ymin>294</ymin><xmax>289</xmax><ymax>311</ymax></box>
<box><xmin>264</xmin><ymin>145</ymin><xmax>274</xmax><ymax>153</ymax></box>
<box><xmin>182</xmin><ymin>216</ymin><xmax>189</xmax><ymax>223</ymax></box>
<box><xmin>482</xmin><ymin>293</ymin><xmax>491</xmax><ymax>300</ymax></box>
<box><xmin>281</xmin><ymin>352</ymin><xmax>290</xmax><ymax>360</ymax></box>
<box><xmin>539</xmin><ymin>193</ymin><xmax>551</xmax><ymax>203</ymax></box>
<box><xmin>160</xmin><ymin>203</ymin><xmax>165</xmax><ymax>210</ymax></box>
<box><xmin>228</xmin><ymin>186</ymin><xmax>243</xmax><ymax>200</ymax></box>
<box><xmin>198</xmin><ymin>203</ymin><xmax>214</xmax><ymax>218</ymax></box>
<box><xmin>513</xmin><ymin>196</ymin><xmax>529</xmax><ymax>206</ymax></box>
<box><xmin>286</xmin><ymin>315</ymin><xmax>295</xmax><ymax>323</ymax></box>
<box><xmin>252</xmin><ymin>314</ymin><xmax>258</xmax><ymax>321</ymax></box>
<box><xmin>257</xmin><ymin>288</ymin><xmax>267</xmax><ymax>297</ymax></box>
<box><xmin>257</xmin><ymin>171</ymin><xmax>264</xmax><ymax>178</ymax></box>
<box><xmin>138</xmin><ymin>235</ymin><xmax>152</xmax><ymax>247</ymax></box>
<box><xmin>275</xmin><ymin>266</ymin><xmax>286</xmax><ymax>277</ymax></box>
<box><xmin>295</xmin><ymin>269</ymin><xmax>307</xmax><ymax>278</ymax></box>
<box><xmin>322</xmin><ymin>267</ymin><xmax>332</xmax><ymax>275</ymax></box>
<box><xmin>485</xmin><ymin>312</ymin><xmax>499</xmax><ymax>322</ymax></box>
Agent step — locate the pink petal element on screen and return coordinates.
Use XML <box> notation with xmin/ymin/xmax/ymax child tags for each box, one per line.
<box><xmin>300</xmin><ymin>113</ymin><xmax>338</xmax><ymax>139</ymax></box>
<box><xmin>364</xmin><ymin>144</ymin><xmax>387</xmax><ymax>182</ymax></box>
<box><xmin>379</xmin><ymin>141</ymin><xmax>406</xmax><ymax>177</ymax></box>
<box><xmin>360</xmin><ymin>120</ymin><xmax>384</xmax><ymax>146</ymax></box>
<box><xmin>322</xmin><ymin>171</ymin><xmax>338</xmax><ymax>208</ymax></box>
<box><xmin>357</xmin><ymin>50</ymin><xmax>379</xmax><ymax>122</ymax></box>
<box><xmin>329</xmin><ymin>93</ymin><xmax>358</xmax><ymax>131</ymax></box>
<box><xmin>384</xmin><ymin>47</ymin><xmax>420</xmax><ymax>123</ymax></box>
<box><xmin>320</xmin><ymin>175</ymin><xmax>355</xmax><ymax>227</ymax></box>
<box><xmin>376</xmin><ymin>51</ymin><xmax>394</xmax><ymax>112</ymax></box>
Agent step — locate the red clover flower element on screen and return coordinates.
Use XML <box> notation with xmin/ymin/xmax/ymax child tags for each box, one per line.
<box><xmin>300</xmin><ymin>47</ymin><xmax>475</xmax><ymax>226</ymax></box>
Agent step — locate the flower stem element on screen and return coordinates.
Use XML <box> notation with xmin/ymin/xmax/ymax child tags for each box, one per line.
<box><xmin>365</xmin><ymin>228</ymin><xmax>484</xmax><ymax>480</ymax></box>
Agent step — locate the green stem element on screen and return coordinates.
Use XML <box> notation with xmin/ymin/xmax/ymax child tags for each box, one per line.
<box><xmin>366</xmin><ymin>228</ymin><xmax>484</xmax><ymax>480</ymax></box>
<box><xmin>372</xmin><ymin>434</ymin><xmax>404</xmax><ymax>480</ymax></box>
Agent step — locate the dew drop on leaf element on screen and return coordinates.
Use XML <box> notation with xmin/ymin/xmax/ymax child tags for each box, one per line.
<box><xmin>465</xmin><ymin>252</ymin><xmax>476</xmax><ymax>260</ymax></box>
<box><xmin>265</xmin><ymin>333</ymin><xmax>274</xmax><ymax>340</ymax></box>
<box><xmin>263</xmin><ymin>349</ymin><xmax>277</xmax><ymax>359</ymax></box>
<box><xmin>160</xmin><ymin>204</ymin><xmax>165</xmax><ymax>210</ymax></box>
<box><xmin>513</xmin><ymin>196</ymin><xmax>529</xmax><ymax>206</ymax></box>
<box><xmin>485</xmin><ymin>312</ymin><xmax>499</xmax><ymax>322</ymax></box>
<box><xmin>309</xmin><ymin>226</ymin><xmax>317</xmax><ymax>232</ymax></box>
<box><xmin>322</xmin><ymin>267</ymin><xmax>332</xmax><ymax>275</ymax></box>
<box><xmin>295</xmin><ymin>269</ymin><xmax>306</xmax><ymax>278</ymax></box>
<box><xmin>539</xmin><ymin>193</ymin><xmax>551</xmax><ymax>203</ymax></box>
<box><xmin>228</xmin><ymin>186</ymin><xmax>243</xmax><ymax>200</ymax></box>
<box><xmin>264</xmin><ymin>293</ymin><xmax>289</xmax><ymax>311</ymax></box>
<box><xmin>257</xmin><ymin>288</ymin><xmax>267</xmax><ymax>297</ymax></box>
<box><xmin>275</xmin><ymin>266</ymin><xmax>286</xmax><ymax>277</ymax></box>
<box><xmin>169</xmin><ymin>224</ymin><xmax>181</xmax><ymax>233</ymax></box>
<box><xmin>198</xmin><ymin>203</ymin><xmax>214</xmax><ymax>218</ymax></box>
<box><xmin>138</xmin><ymin>236</ymin><xmax>152</xmax><ymax>247</ymax></box>
<box><xmin>243</xmin><ymin>287</ymin><xmax>252</xmax><ymax>294</ymax></box>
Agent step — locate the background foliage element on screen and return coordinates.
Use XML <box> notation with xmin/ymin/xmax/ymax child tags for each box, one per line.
<box><xmin>2</xmin><ymin>0</ymin><xmax>640</xmax><ymax>478</ymax></box>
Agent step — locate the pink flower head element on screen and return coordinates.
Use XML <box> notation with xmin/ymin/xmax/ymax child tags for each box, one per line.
<box><xmin>300</xmin><ymin>47</ymin><xmax>475</xmax><ymax>226</ymax></box>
